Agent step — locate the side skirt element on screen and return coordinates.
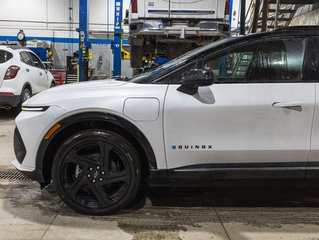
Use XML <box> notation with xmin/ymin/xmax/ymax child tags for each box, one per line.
<box><xmin>148</xmin><ymin>162</ymin><xmax>319</xmax><ymax>187</ymax></box>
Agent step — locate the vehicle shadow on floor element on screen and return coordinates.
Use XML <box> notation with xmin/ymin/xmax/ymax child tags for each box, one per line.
<box><xmin>0</xmin><ymin>109</ymin><xmax>18</xmax><ymax>120</ymax></box>
<box><xmin>138</xmin><ymin>186</ymin><xmax>319</xmax><ymax>208</ymax></box>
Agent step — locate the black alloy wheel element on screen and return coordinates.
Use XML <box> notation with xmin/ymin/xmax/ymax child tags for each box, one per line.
<box><xmin>52</xmin><ymin>129</ymin><xmax>141</xmax><ymax>215</ymax></box>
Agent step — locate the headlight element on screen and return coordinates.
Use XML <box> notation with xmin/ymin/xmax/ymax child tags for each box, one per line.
<box><xmin>21</xmin><ymin>106</ymin><xmax>49</xmax><ymax>112</ymax></box>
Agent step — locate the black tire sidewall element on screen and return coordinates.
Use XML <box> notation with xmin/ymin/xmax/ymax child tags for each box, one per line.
<box><xmin>52</xmin><ymin>129</ymin><xmax>141</xmax><ymax>215</ymax></box>
<box><xmin>21</xmin><ymin>88</ymin><xmax>31</xmax><ymax>103</ymax></box>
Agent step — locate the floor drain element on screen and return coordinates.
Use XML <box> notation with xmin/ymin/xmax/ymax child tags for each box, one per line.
<box><xmin>0</xmin><ymin>170</ymin><xmax>31</xmax><ymax>181</ymax></box>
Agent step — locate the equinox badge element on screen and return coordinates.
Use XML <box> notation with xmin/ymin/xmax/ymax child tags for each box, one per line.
<box><xmin>172</xmin><ymin>145</ymin><xmax>213</xmax><ymax>150</ymax></box>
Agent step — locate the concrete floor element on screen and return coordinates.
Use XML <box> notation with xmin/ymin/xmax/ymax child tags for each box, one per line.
<box><xmin>2</xmin><ymin>110</ymin><xmax>319</xmax><ymax>240</ymax></box>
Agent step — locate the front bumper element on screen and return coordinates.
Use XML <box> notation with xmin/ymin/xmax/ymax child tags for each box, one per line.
<box><xmin>12</xmin><ymin>159</ymin><xmax>45</xmax><ymax>183</ymax></box>
<box><xmin>12</xmin><ymin>105</ymin><xmax>66</xmax><ymax>184</ymax></box>
<box><xmin>0</xmin><ymin>95</ymin><xmax>21</xmax><ymax>107</ymax></box>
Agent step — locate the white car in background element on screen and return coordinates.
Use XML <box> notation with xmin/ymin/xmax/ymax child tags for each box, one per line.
<box><xmin>0</xmin><ymin>45</ymin><xmax>55</xmax><ymax>111</ymax></box>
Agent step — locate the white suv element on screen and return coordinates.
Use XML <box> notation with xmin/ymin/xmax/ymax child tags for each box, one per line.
<box><xmin>0</xmin><ymin>45</ymin><xmax>55</xmax><ymax>110</ymax></box>
<box><xmin>12</xmin><ymin>26</ymin><xmax>319</xmax><ymax>215</ymax></box>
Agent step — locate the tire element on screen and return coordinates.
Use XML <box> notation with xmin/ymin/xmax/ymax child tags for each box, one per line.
<box><xmin>21</xmin><ymin>88</ymin><xmax>31</xmax><ymax>103</ymax></box>
<box><xmin>50</xmin><ymin>82</ymin><xmax>56</xmax><ymax>88</ymax></box>
<box><xmin>13</xmin><ymin>87</ymin><xmax>31</xmax><ymax>114</ymax></box>
<box><xmin>52</xmin><ymin>129</ymin><xmax>141</xmax><ymax>215</ymax></box>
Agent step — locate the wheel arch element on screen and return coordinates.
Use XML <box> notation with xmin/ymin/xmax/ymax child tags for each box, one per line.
<box><xmin>36</xmin><ymin>112</ymin><xmax>157</xmax><ymax>185</ymax></box>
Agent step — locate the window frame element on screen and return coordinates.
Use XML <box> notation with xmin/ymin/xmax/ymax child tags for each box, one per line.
<box><xmin>28</xmin><ymin>52</ymin><xmax>46</xmax><ymax>70</ymax></box>
<box><xmin>154</xmin><ymin>60</ymin><xmax>199</xmax><ymax>84</ymax></box>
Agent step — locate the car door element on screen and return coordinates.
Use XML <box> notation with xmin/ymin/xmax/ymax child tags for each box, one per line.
<box><xmin>19</xmin><ymin>51</ymin><xmax>41</xmax><ymax>94</ymax></box>
<box><xmin>163</xmin><ymin>36</ymin><xmax>315</xmax><ymax>181</ymax></box>
<box><xmin>28</xmin><ymin>52</ymin><xmax>49</xmax><ymax>91</ymax></box>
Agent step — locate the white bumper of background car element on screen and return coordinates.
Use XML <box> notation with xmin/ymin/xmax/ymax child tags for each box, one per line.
<box><xmin>12</xmin><ymin>105</ymin><xmax>66</xmax><ymax>171</ymax></box>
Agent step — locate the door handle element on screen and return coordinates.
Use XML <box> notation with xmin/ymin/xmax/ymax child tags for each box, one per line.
<box><xmin>272</xmin><ymin>101</ymin><xmax>302</xmax><ymax>110</ymax></box>
<box><xmin>26</xmin><ymin>68</ymin><xmax>30</xmax><ymax>72</ymax></box>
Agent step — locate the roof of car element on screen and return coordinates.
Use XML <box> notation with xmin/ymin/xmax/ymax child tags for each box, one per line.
<box><xmin>203</xmin><ymin>26</ymin><xmax>319</xmax><ymax>54</ymax></box>
<box><xmin>0</xmin><ymin>44</ymin><xmax>28</xmax><ymax>50</ymax></box>
<box><xmin>243</xmin><ymin>26</ymin><xmax>319</xmax><ymax>40</ymax></box>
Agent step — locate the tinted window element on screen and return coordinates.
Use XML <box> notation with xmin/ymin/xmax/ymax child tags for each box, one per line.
<box><xmin>20</xmin><ymin>52</ymin><xmax>33</xmax><ymax>66</ymax></box>
<box><xmin>202</xmin><ymin>38</ymin><xmax>306</xmax><ymax>83</ymax></box>
<box><xmin>0</xmin><ymin>50</ymin><xmax>13</xmax><ymax>63</ymax></box>
<box><xmin>158</xmin><ymin>61</ymin><xmax>198</xmax><ymax>84</ymax></box>
<box><xmin>29</xmin><ymin>52</ymin><xmax>44</xmax><ymax>69</ymax></box>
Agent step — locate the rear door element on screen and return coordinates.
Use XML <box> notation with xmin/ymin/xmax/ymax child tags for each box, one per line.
<box><xmin>0</xmin><ymin>49</ymin><xmax>13</xmax><ymax>87</ymax></box>
<box><xmin>20</xmin><ymin>51</ymin><xmax>43</xmax><ymax>94</ymax></box>
<box><xmin>28</xmin><ymin>52</ymin><xmax>49</xmax><ymax>91</ymax></box>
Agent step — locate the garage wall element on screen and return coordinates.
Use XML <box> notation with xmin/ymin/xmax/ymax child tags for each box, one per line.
<box><xmin>0</xmin><ymin>0</ymin><xmax>131</xmax><ymax>77</ymax></box>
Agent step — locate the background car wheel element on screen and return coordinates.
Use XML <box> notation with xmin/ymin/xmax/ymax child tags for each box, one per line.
<box><xmin>13</xmin><ymin>87</ymin><xmax>31</xmax><ymax>115</ymax></box>
<box><xmin>52</xmin><ymin>129</ymin><xmax>141</xmax><ymax>215</ymax></box>
<box><xmin>21</xmin><ymin>88</ymin><xmax>31</xmax><ymax>103</ymax></box>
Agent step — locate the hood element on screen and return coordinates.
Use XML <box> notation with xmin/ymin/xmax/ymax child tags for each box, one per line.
<box><xmin>24</xmin><ymin>79</ymin><xmax>128</xmax><ymax>106</ymax></box>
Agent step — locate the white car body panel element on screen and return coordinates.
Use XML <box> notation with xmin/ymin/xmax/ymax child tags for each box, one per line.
<box><xmin>305</xmin><ymin>83</ymin><xmax>319</xmax><ymax>163</ymax></box>
<box><xmin>124</xmin><ymin>98</ymin><xmax>160</xmax><ymax>121</ymax></box>
<box><xmin>164</xmin><ymin>83</ymin><xmax>315</xmax><ymax>169</ymax></box>
<box><xmin>14</xmin><ymin>105</ymin><xmax>66</xmax><ymax>169</ymax></box>
<box><xmin>20</xmin><ymin>80</ymin><xmax>169</xmax><ymax>170</ymax></box>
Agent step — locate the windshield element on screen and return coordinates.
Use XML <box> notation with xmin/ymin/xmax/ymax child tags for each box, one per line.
<box><xmin>130</xmin><ymin>38</ymin><xmax>232</xmax><ymax>83</ymax></box>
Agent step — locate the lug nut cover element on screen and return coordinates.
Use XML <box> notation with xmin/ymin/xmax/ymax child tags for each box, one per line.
<box><xmin>99</xmin><ymin>178</ymin><xmax>103</xmax><ymax>182</ymax></box>
<box><xmin>87</xmin><ymin>174</ymin><xmax>91</xmax><ymax>178</ymax></box>
<box><xmin>92</xmin><ymin>179</ymin><xmax>96</xmax><ymax>183</ymax></box>
<box><xmin>96</xmin><ymin>166</ymin><xmax>100</xmax><ymax>170</ymax></box>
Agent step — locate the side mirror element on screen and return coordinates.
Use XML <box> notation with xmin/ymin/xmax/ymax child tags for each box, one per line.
<box><xmin>178</xmin><ymin>69</ymin><xmax>215</xmax><ymax>95</ymax></box>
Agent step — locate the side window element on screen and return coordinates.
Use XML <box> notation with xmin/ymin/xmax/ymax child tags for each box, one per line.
<box><xmin>203</xmin><ymin>38</ymin><xmax>306</xmax><ymax>83</ymax></box>
<box><xmin>29</xmin><ymin>52</ymin><xmax>44</xmax><ymax>69</ymax></box>
<box><xmin>0</xmin><ymin>50</ymin><xmax>13</xmax><ymax>63</ymax></box>
<box><xmin>20</xmin><ymin>52</ymin><xmax>34</xmax><ymax>66</ymax></box>
<box><xmin>158</xmin><ymin>61</ymin><xmax>198</xmax><ymax>84</ymax></box>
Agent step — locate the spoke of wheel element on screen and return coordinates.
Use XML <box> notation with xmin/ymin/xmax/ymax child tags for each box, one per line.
<box><xmin>106</xmin><ymin>169</ymin><xmax>130</xmax><ymax>184</ymax></box>
<box><xmin>64</xmin><ymin>150</ymin><xmax>94</xmax><ymax>167</ymax></box>
<box><xmin>102</xmin><ymin>142</ymin><xmax>113</xmax><ymax>171</ymax></box>
<box><xmin>67</xmin><ymin>169</ymin><xmax>88</xmax><ymax>199</ymax></box>
<box><xmin>89</xmin><ymin>184</ymin><xmax>113</xmax><ymax>207</ymax></box>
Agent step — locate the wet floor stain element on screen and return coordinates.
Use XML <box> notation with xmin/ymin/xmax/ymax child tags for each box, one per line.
<box><xmin>3</xmin><ymin>180</ymin><xmax>319</xmax><ymax>239</ymax></box>
<box><xmin>1</xmin><ymin>181</ymin><xmax>62</xmax><ymax>217</ymax></box>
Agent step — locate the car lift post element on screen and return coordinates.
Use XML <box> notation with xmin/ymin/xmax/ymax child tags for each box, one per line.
<box><xmin>112</xmin><ymin>0</ymin><xmax>123</xmax><ymax>77</ymax></box>
<box><xmin>228</xmin><ymin>0</ymin><xmax>234</xmax><ymax>31</ymax></box>
<box><xmin>220</xmin><ymin>0</ymin><xmax>234</xmax><ymax>77</ymax></box>
<box><xmin>77</xmin><ymin>0</ymin><xmax>90</xmax><ymax>81</ymax></box>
